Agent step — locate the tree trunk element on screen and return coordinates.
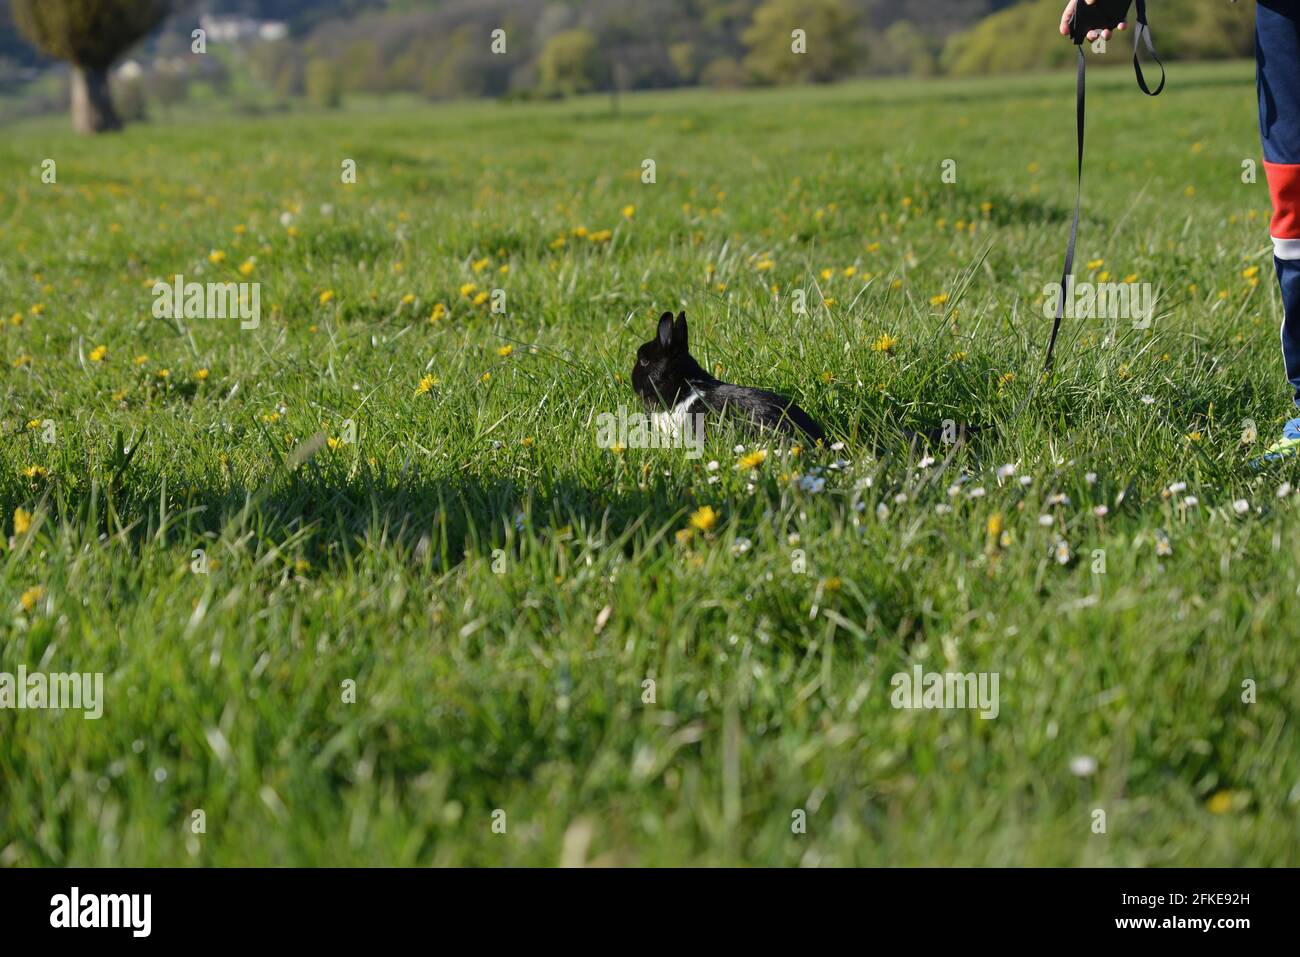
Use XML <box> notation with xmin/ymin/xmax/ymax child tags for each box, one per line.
<box><xmin>71</xmin><ymin>65</ymin><xmax>122</xmax><ymax>134</ymax></box>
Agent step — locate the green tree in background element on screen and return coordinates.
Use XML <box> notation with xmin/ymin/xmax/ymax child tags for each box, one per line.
<box><xmin>538</xmin><ymin>28</ymin><xmax>602</xmax><ymax>96</ymax></box>
<box><xmin>942</xmin><ymin>0</ymin><xmax>1254</xmax><ymax>78</ymax></box>
<box><xmin>743</xmin><ymin>0</ymin><xmax>859</xmax><ymax>85</ymax></box>
<box><xmin>305</xmin><ymin>57</ymin><xmax>342</xmax><ymax>109</ymax></box>
<box><xmin>11</xmin><ymin>0</ymin><xmax>176</xmax><ymax>133</ymax></box>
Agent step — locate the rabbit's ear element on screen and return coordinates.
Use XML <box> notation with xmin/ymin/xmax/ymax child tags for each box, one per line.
<box><xmin>673</xmin><ymin>312</ymin><xmax>688</xmax><ymax>353</ymax></box>
<box><xmin>657</xmin><ymin>312</ymin><xmax>675</xmax><ymax>349</ymax></box>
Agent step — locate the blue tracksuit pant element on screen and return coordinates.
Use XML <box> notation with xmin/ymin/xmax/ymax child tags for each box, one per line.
<box><xmin>1258</xmin><ymin>1</ymin><xmax>1300</xmax><ymax>408</ymax></box>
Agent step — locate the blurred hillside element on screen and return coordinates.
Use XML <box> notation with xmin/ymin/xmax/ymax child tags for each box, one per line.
<box><xmin>0</xmin><ymin>0</ymin><xmax>1256</xmax><ymax>121</ymax></box>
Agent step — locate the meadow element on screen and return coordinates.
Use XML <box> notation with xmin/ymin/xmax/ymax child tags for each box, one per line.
<box><xmin>1</xmin><ymin>59</ymin><xmax>1297</xmax><ymax>866</ymax></box>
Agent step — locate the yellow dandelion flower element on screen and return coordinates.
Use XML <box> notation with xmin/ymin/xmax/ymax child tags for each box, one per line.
<box><xmin>1086</xmin><ymin>259</ymin><xmax>1104</xmax><ymax>271</ymax></box>
<box><xmin>156</xmin><ymin>368</ymin><xmax>170</xmax><ymax>379</ymax></box>
<box><xmin>416</xmin><ymin>373</ymin><xmax>439</xmax><ymax>395</ymax></box>
<box><xmin>14</xmin><ymin>508</ymin><xmax>32</xmax><ymax>536</ymax></box>
<box><xmin>430</xmin><ymin>302</ymin><xmax>448</xmax><ymax>322</ymax></box>
<box><xmin>621</xmin><ymin>205</ymin><xmax>635</xmax><ymax>219</ymax></box>
<box><xmin>496</xmin><ymin>345</ymin><xmax>513</xmax><ymax>357</ymax></box>
<box><xmin>756</xmin><ymin>258</ymin><xmax>775</xmax><ymax>271</ymax></box>
<box><xmin>472</xmin><ymin>291</ymin><xmax>489</xmax><ymax>306</ymax></box>
<box><xmin>689</xmin><ymin>505</ymin><xmax>719</xmax><ymax>531</ymax></box>
<box><xmin>326</xmin><ymin>437</ymin><xmax>342</xmax><ymax>451</ymax></box>
<box><xmin>20</xmin><ymin>585</ymin><xmax>45</xmax><ymax>613</ymax></box>
<box><xmin>588</xmin><ymin>229</ymin><xmax>613</xmax><ymax>243</ymax></box>
<box><xmin>479</xmin><ymin>371</ymin><xmax>491</xmax><ymax>384</ymax></box>
<box><xmin>195</xmin><ymin>368</ymin><xmax>209</xmax><ymax>381</ymax></box>
<box><xmin>318</xmin><ymin>290</ymin><xmax>335</xmax><ymax>305</ymax></box>
<box><xmin>401</xmin><ymin>293</ymin><xmax>416</xmax><ymax>305</ymax></box>
<box><xmin>737</xmin><ymin>449</ymin><xmax>767</xmax><ymax>470</ymax></box>
<box><xmin>471</xmin><ymin>257</ymin><xmax>490</xmax><ymax>274</ymax></box>
<box><xmin>25</xmin><ymin>419</ymin><xmax>41</xmax><ymax>430</ymax></box>
<box><xmin>89</xmin><ymin>344</ymin><xmax>108</xmax><ymax>362</ymax></box>
<box><xmin>459</xmin><ymin>282</ymin><xmax>477</xmax><ymax>298</ymax></box>
<box><xmin>133</xmin><ymin>354</ymin><xmax>149</xmax><ymax>366</ymax></box>
<box><xmin>675</xmin><ymin>528</ymin><xmax>694</xmax><ymax>545</ymax></box>
<box><xmin>239</xmin><ymin>260</ymin><xmax>255</xmax><ymax>277</ymax></box>
<box><xmin>12</xmin><ymin>355</ymin><xmax>33</xmax><ymax>368</ymax></box>
<box><xmin>929</xmin><ymin>293</ymin><xmax>949</xmax><ymax>307</ymax></box>
<box><xmin>820</xmin><ymin>268</ymin><xmax>834</xmax><ymax>281</ymax></box>
<box><xmin>21</xmin><ymin>466</ymin><xmax>48</xmax><ymax>479</ymax></box>
<box><xmin>522</xmin><ymin>436</ymin><xmax>534</xmax><ymax>447</ymax></box>
<box><xmin>872</xmin><ymin>332</ymin><xmax>899</xmax><ymax>354</ymax></box>
<box><xmin>209</xmin><ymin>250</ymin><xmax>227</xmax><ymax>265</ymax></box>
<box><xmin>843</xmin><ymin>266</ymin><xmax>857</xmax><ymax>278</ymax></box>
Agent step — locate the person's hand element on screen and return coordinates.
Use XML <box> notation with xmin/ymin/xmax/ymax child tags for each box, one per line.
<box><xmin>1059</xmin><ymin>0</ymin><xmax>1128</xmax><ymax>42</ymax></box>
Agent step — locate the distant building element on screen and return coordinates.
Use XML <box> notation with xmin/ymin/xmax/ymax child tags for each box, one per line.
<box><xmin>199</xmin><ymin>15</ymin><xmax>287</xmax><ymax>44</ymax></box>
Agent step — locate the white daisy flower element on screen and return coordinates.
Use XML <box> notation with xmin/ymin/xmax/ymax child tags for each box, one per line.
<box><xmin>1069</xmin><ymin>755</ymin><xmax>1098</xmax><ymax>777</ymax></box>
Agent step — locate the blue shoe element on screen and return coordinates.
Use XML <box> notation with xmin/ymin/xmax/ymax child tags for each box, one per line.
<box><xmin>1258</xmin><ymin>417</ymin><xmax>1300</xmax><ymax>464</ymax></box>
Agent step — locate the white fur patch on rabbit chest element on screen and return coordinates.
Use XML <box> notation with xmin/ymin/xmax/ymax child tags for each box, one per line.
<box><xmin>651</xmin><ymin>388</ymin><xmax>703</xmax><ymax>438</ymax></box>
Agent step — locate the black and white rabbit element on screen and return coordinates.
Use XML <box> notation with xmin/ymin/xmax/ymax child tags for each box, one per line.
<box><xmin>632</xmin><ymin>311</ymin><xmax>826</xmax><ymax>443</ymax></box>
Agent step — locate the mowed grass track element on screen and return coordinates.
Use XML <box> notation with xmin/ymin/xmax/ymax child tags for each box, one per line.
<box><xmin>1</xmin><ymin>60</ymin><xmax>1297</xmax><ymax>866</ymax></box>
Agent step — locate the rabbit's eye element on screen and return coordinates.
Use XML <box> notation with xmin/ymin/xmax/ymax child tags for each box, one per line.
<box><xmin>639</xmin><ymin>358</ymin><xmax>649</xmax><ymax>367</ymax></box>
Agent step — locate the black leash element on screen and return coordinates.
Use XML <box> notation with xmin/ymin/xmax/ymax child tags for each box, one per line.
<box><xmin>1042</xmin><ymin>0</ymin><xmax>1165</xmax><ymax>373</ymax></box>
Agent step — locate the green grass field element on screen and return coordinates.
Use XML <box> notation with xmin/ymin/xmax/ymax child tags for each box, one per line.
<box><xmin>2</xmin><ymin>59</ymin><xmax>1297</xmax><ymax>866</ymax></box>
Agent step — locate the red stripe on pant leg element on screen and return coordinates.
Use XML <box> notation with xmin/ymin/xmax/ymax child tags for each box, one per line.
<box><xmin>1265</xmin><ymin>161</ymin><xmax>1300</xmax><ymax>240</ymax></box>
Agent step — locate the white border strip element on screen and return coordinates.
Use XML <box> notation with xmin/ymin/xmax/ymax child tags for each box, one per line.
<box><xmin>1274</xmin><ymin>236</ymin><xmax>1300</xmax><ymax>260</ymax></box>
